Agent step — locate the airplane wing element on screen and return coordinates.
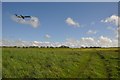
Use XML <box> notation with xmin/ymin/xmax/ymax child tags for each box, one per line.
<box><xmin>24</xmin><ymin>16</ymin><xmax>31</xmax><ymax>18</ymax></box>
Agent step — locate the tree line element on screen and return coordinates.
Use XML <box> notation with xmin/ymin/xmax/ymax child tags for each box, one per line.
<box><xmin>1</xmin><ymin>45</ymin><xmax>103</xmax><ymax>48</ymax></box>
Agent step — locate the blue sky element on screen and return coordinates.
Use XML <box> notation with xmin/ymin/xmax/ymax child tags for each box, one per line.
<box><xmin>2</xmin><ymin>2</ymin><xmax>118</xmax><ymax>43</ymax></box>
<box><xmin>2</xmin><ymin>0</ymin><xmax>120</xmax><ymax>2</ymax></box>
<box><xmin>0</xmin><ymin>2</ymin><xmax>2</xmax><ymax>39</ymax></box>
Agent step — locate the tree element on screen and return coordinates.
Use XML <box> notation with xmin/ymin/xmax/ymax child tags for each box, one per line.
<box><xmin>59</xmin><ymin>45</ymin><xmax>69</xmax><ymax>48</ymax></box>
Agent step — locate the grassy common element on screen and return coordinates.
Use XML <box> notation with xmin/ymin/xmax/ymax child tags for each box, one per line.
<box><xmin>2</xmin><ymin>47</ymin><xmax>119</xmax><ymax>78</ymax></box>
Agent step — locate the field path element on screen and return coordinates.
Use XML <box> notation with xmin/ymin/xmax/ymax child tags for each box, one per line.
<box><xmin>77</xmin><ymin>50</ymin><xmax>94</xmax><ymax>78</ymax></box>
<box><xmin>96</xmin><ymin>49</ymin><xmax>112</xmax><ymax>79</ymax></box>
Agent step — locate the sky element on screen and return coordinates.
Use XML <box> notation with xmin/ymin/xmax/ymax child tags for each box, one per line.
<box><xmin>2</xmin><ymin>0</ymin><xmax>120</xmax><ymax>2</ymax></box>
<box><xmin>2</xmin><ymin>2</ymin><xmax>119</xmax><ymax>47</ymax></box>
<box><xmin>0</xmin><ymin>2</ymin><xmax>2</xmax><ymax>39</ymax></box>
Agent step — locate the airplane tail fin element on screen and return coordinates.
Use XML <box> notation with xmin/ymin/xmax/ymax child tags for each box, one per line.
<box><xmin>14</xmin><ymin>14</ymin><xmax>17</xmax><ymax>16</ymax></box>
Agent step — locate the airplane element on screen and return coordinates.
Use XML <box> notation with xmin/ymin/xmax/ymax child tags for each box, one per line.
<box><xmin>14</xmin><ymin>14</ymin><xmax>31</xmax><ymax>19</ymax></box>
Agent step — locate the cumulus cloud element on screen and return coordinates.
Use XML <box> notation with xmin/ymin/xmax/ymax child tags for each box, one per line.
<box><xmin>32</xmin><ymin>41</ymin><xmax>41</xmax><ymax>46</ymax></box>
<box><xmin>30</xmin><ymin>17</ymin><xmax>39</xmax><ymax>28</ymax></box>
<box><xmin>45</xmin><ymin>34</ymin><xmax>51</xmax><ymax>39</ymax></box>
<box><xmin>0</xmin><ymin>40</ymin><xmax>1</xmax><ymax>46</ymax></box>
<box><xmin>98</xmin><ymin>36</ymin><xmax>112</xmax><ymax>47</ymax></box>
<box><xmin>65</xmin><ymin>17</ymin><xmax>80</xmax><ymax>27</ymax></box>
<box><xmin>106</xmin><ymin>26</ymin><xmax>118</xmax><ymax>39</ymax></box>
<box><xmin>11</xmin><ymin>15</ymin><xmax>39</xmax><ymax>28</ymax></box>
<box><xmin>101</xmin><ymin>15</ymin><xmax>119</xmax><ymax>39</ymax></box>
<box><xmin>80</xmin><ymin>37</ymin><xmax>98</xmax><ymax>47</ymax></box>
<box><xmin>81</xmin><ymin>37</ymin><xmax>94</xmax><ymax>42</ymax></box>
<box><xmin>65</xmin><ymin>38</ymin><xmax>80</xmax><ymax>47</ymax></box>
<box><xmin>86</xmin><ymin>30</ymin><xmax>97</xmax><ymax>34</ymax></box>
<box><xmin>112</xmin><ymin>39</ymin><xmax>118</xmax><ymax>47</ymax></box>
<box><xmin>2</xmin><ymin>36</ymin><xmax>118</xmax><ymax>48</ymax></box>
<box><xmin>101</xmin><ymin>15</ymin><xmax>119</xmax><ymax>26</ymax></box>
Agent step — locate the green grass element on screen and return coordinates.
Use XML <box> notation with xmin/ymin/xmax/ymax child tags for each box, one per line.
<box><xmin>2</xmin><ymin>48</ymin><xmax>119</xmax><ymax>78</ymax></box>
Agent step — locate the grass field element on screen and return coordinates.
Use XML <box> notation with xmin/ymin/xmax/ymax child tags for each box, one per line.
<box><xmin>2</xmin><ymin>47</ymin><xmax>119</xmax><ymax>78</ymax></box>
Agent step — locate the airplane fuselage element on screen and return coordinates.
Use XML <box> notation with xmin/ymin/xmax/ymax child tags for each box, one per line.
<box><xmin>15</xmin><ymin>14</ymin><xmax>31</xmax><ymax>19</ymax></box>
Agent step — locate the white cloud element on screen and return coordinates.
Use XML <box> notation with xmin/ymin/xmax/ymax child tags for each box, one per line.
<box><xmin>101</xmin><ymin>15</ymin><xmax>119</xmax><ymax>26</ymax></box>
<box><xmin>65</xmin><ymin>38</ymin><xmax>80</xmax><ymax>48</ymax></box>
<box><xmin>45</xmin><ymin>34</ymin><xmax>51</xmax><ymax>38</ymax></box>
<box><xmin>65</xmin><ymin>17</ymin><xmax>80</xmax><ymax>27</ymax></box>
<box><xmin>101</xmin><ymin>15</ymin><xmax>119</xmax><ymax>39</ymax></box>
<box><xmin>11</xmin><ymin>15</ymin><xmax>40</xmax><ymax>28</ymax></box>
<box><xmin>2</xmin><ymin>36</ymin><xmax>118</xmax><ymax>48</ymax></box>
<box><xmin>101</xmin><ymin>15</ymin><xmax>120</xmax><ymax>38</ymax></box>
<box><xmin>80</xmin><ymin>37</ymin><xmax>94</xmax><ymax>43</ymax></box>
<box><xmin>80</xmin><ymin>37</ymin><xmax>98</xmax><ymax>47</ymax></box>
<box><xmin>30</xmin><ymin>17</ymin><xmax>40</xmax><ymax>28</ymax></box>
<box><xmin>32</xmin><ymin>41</ymin><xmax>41</xmax><ymax>46</ymax></box>
<box><xmin>98</xmin><ymin>36</ymin><xmax>112</xmax><ymax>47</ymax></box>
<box><xmin>86</xmin><ymin>30</ymin><xmax>97</xmax><ymax>34</ymax></box>
<box><xmin>106</xmin><ymin>26</ymin><xmax>118</xmax><ymax>39</ymax></box>
<box><xmin>112</xmin><ymin>39</ymin><xmax>118</xmax><ymax>47</ymax></box>
<box><xmin>0</xmin><ymin>40</ymin><xmax>1</xmax><ymax>46</ymax></box>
